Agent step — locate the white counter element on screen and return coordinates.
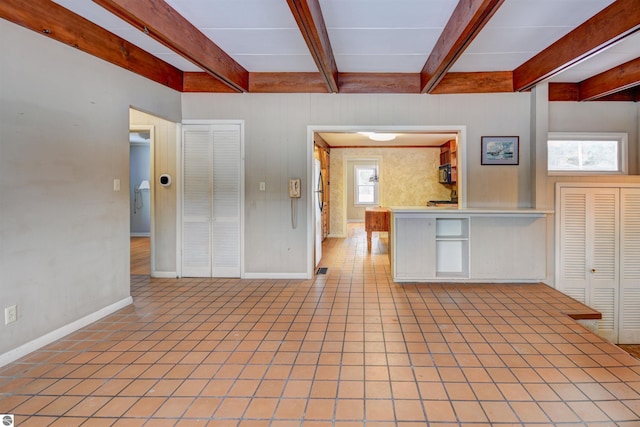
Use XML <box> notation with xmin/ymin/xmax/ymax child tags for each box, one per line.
<box><xmin>389</xmin><ymin>207</ymin><xmax>552</xmax><ymax>283</ymax></box>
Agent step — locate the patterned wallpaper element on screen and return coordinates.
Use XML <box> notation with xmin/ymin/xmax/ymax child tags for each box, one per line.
<box><xmin>329</xmin><ymin>147</ymin><xmax>453</xmax><ymax>237</ymax></box>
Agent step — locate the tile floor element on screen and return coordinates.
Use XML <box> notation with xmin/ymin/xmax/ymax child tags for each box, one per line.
<box><xmin>2</xmin><ymin>226</ymin><xmax>640</xmax><ymax>426</ymax></box>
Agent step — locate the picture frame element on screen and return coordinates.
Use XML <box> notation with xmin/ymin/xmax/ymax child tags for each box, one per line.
<box><xmin>481</xmin><ymin>136</ymin><xmax>519</xmax><ymax>165</ymax></box>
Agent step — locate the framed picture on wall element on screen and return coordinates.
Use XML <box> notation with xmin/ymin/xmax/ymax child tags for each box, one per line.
<box><xmin>481</xmin><ymin>136</ymin><xmax>519</xmax><ymax>165</ymax></box>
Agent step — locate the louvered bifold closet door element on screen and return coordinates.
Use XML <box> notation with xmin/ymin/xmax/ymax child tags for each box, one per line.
<box><xmin>558</xmin><ymin>188</ymin><xmax>588</xmax><ymax>304</ymax></box>
<box><xmin>211</xmin><ymin>125</ymin><xmax>241</xmax><ymax>277</ymax></box>
<box><xmin>182</xmin><ymin>126</ymin><xmax>213</xmax><ymax>277</ymax></box>
<box><xmin>620</xmin><ymin>188</ymin><xmax>640</xmax><ymax>343</ymax></box>
<box><xmin>558</xmin><ymin>187</ymin><xmax>619</xmax><ymax>343</ymax></box>
<box><xmin>590</xmin><ymin>189</ymin><xmax>619</xmax><ymax>343</ymax></box>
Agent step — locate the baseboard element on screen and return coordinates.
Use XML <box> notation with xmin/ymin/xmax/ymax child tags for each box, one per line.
<box><xmin>0</xmin><ymin>296</ymin><xmax>133</xmax><ymax>368</ymax></box>
<box><xmin>130</xmin><ymin>233</ymin><xmax>150</xmax><ymax>237</ymax></box>
<box><xmin>151</xmin><ymin>271</ymin><xmax>177</xmax><ymax>278</ymax></box>
<box><xmin>242</xmin><ymin>272</ymin><xmax>309</xmax><ymax>280</ymax></box>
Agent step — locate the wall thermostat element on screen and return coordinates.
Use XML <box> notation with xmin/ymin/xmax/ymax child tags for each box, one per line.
<box><xmin>159</xmin><ymin>174</ymin><xmax>172</xmax><ymax>187</ymax></box>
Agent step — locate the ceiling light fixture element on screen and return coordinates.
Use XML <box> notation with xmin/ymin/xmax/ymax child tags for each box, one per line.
<box><xmin>357</xmin><ymin>132</ymin><xmax>397</xmax><ymax>142</ymax></box>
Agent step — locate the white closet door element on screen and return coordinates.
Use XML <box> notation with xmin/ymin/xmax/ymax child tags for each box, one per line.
<box><xmin>182</xmin><ymin>123</ymin><xmax>241</xmax><ymax>278</ymax></box>
<box><xmin>558</xmin><ymin>189</ymin><xmax>588</xmax><ymax>303</ymax></box>
<box><xmin>558</xmin><ymin>187</ymin><xmax>619</xmax><ymax>342</ymax></box>
<box><xmin>182</xmin><ymin>126</ymin><xmax>213</xmax><ymax>277</ymax></box>
<box><xmin>590</xmin><ymin>190</ymin><xmax>619</xmax><ymax>343</ymax></box>
<box><xmin>620</xmin><ymin>188</ymin><xmax>640</xmax><ymax>343</ymax></box>
<box><xmin>211</xmin><ymin>125</ymin><xmax>241</xmax><ymax>277</ymax></box>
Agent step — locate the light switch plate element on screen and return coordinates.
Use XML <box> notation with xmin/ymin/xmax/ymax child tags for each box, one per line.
<box><xmin>113</xmin><ymin>179</ymin><xmax>121</xmax><ymax>191</ymax></box>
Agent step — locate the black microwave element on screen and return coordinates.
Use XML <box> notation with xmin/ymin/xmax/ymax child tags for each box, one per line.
<box><xmin>438</xmin><ymin>164</ymin><xmax>451</xmax><ymax>184</ymax></box>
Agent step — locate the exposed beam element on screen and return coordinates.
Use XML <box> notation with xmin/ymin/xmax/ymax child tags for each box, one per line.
<box><xmin>93</xmin><ymin>0</ymin><xmax>248</xmax><ymax>92</ymax></box>
<box><xmin>431</xmin><ymin>71</ymin><xmax>513</xmax><ymax>94</ymax></box>
<box><xmin>420</xmin><ymin>0</ymin><xmax>505</xmax><ymax>93</ymax></box>
<box><xmin>286</xmin><ymin>0</ymin><xmax>339</xmax><ymax>93</ymax></box>
<box><xmin>579</xmin><ymin>56</ymin><xmax>640</xmax><ymax>101</ymax></box>
<box><xmin>183</xmin><ymin>73</ymin><xmax>237</xmax><ymax>93</ymax></box>
<box><xmin>339</xmin><ymin>74</ymin><xmax>420</xmax><ymax>93</ymax></box>
<box><xmin>514</xmin><ymin>0</ymin><xmax>640</xmax><ymax>92</ymax></box>
<box><xmin>250</xmin><ymin>73</ymin><xmax>329</xmax><ymax>93</ymax></box>
<box><xmin>548</xmin><ymin>83</ymin><xmax>580</xmax><ymax>101</ymax></box>
<box><xmin>599</xmin><ymin>87</ymin><xmax>640</xmax><ymax>101</ymax></box>
<box><xmin>0</xmin><ymin>0</ymin><xmax>183</xmax><ymax>91</ymax></box>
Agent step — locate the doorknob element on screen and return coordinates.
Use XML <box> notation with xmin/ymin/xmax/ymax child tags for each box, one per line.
<box><xmin>591</xmin><ymin>268</ymin><xmax>596</xmax><ymax>273</ymax></box>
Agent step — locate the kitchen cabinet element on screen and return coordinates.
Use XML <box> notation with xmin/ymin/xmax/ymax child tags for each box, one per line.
<box><xmin>439</xmin><ymin>139</ymin><xmax>457</xmax><ymax>184</ymax></box>
<box><xmin>390</xmin><ymin>208</ymin><xmax>549</xmax><ymax>283</ymax></box>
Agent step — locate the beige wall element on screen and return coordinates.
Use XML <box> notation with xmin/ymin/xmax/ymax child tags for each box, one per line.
<box><xmin>182</xmin><ymin>91</ymin><xmax>533</xmax><ymax>275</ymax></box>
<box><xmin>331</xmin><ymin>147</ymin><xmax>451</xmax><ymax>236</ymax></box>
<box><xmin>1</xmin><ymin>21</ymin><xmax>181</xmax><ymax>359</ymax></box>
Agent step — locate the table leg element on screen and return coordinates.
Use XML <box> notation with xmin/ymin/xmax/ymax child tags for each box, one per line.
<box><xmin>367</xmin><ymin>231</ymin><xmax>372</xmax><ymax>252</ymax></box>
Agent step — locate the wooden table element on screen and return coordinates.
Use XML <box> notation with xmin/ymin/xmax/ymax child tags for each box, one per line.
<box><xmin>365</xmin><ymin>207</ymin><xmax>389</xmax><ymax>252</ymax></box>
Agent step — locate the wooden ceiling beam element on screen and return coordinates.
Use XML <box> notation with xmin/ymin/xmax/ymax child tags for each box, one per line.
<box><xmin>420</xmin><ymin>0</ymin><xmax>505</xmax><ymax>93</ymax></box>
<box><xmin>286</xmin><ymin>0</ymin><xmax>339</xmax><ymax>93</ymax></box>
<box><xmin>513</xmin><ymin>0</ymin><xmax>640</xmax><ymax>92</ymax></box>
<box><xmin>548</xmin><ymin>83</ymin><xmax>580</xmax><ymax>101</ymax></box>
<box><xmin>93</xmin><ymin>0</ymin><xmax>248</xmax><ymax>92</ymax></box>
<box><xmin>183</xmin><ymin>73</ymin><xmax>237</xmax><ymax>93</ymax></box>
<box><xmin>249</xmin><ymin>73</ymin><xmax>329</xmax><ymax>93</ymax></box>
<box><xmin>578</xmin><ymin>56</ymin><xmax>640</xmax><ymax>101</ymax></box>
<box><xmin>339</xmin><ymin>74</ymin><xmax>420</xmax><ymax>93</ymax></box>
<box><xmin>0</xmin><ymin>0</ymin><xmax>183</xmax><ymax>91</ymax></box>
<box><xmin>431</xmin><ymin>71</ymin><xmax>513</xmax><ymax>94</ymax></box>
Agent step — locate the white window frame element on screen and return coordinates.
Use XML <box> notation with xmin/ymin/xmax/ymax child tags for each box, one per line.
<box><xmin>354</xmin><ymin>165</ymin><xmax>379</xmax><ymax>206</ymax></box>
<box><xmin>547</xmin><ymin>132</ymin><xmax>628</xmax><ymax>176</ymax></box>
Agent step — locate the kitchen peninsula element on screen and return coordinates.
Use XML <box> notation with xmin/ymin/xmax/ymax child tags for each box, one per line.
<box><xmin>389</xmin><ymin>207</ymin><xmax>552</xmax><ymax>283</ymax></box>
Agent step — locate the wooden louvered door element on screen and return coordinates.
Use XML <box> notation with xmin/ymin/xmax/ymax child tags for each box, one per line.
<box><xmin>182</xmin><ymin>124</ymin><xmax>241</xmax><ymax>278</ymax></box>
<box><xmin>620</xmin><ymin>188</ymin><xmax>640</xmax><ymax>343</ymax></box>
<box><xmin>558</xmin><ymin>187</ymin><xmax>619</xmax><ymax>343</ymax></box>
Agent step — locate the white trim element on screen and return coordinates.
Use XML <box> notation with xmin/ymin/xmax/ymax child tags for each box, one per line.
<box><xmin>243</xmin><ymin>272</ymin><xmax>309</xmax><ymax>280</ymax></box>
<box><xmin>0</xmin><ymin>297</ymin><xmax>133</xmax><ymax>367</ymax></box>
<box><xmin>130</xmin><ymin>232</ymin><xmax>150</xmax><ymax>237</ymax></box>
<box><xmin>150</xmin><ymin>271</ymin><xmax>177</xmax><ymax>278</ymax></box>
<box><xmin>175</xmin><ymin>124</ymin><xmax>183</xmax><ymax>278</ymax></box>
<box><xmin>307</xmin><ymin>125</ymin><xmax>468</xmax><ymax>280</ymax></box>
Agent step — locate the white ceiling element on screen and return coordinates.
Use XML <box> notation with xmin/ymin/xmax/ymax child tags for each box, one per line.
<box><xmin>49</xmin><ymin>0</ymin><xmax>638</xmax><ymax>86</ymax></box>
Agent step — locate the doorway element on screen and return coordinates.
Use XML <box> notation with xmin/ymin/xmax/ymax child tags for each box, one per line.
<box><xmin>307</xmin><ymin>125</ymin><xmax>467</xmax><ymax>279</ymax></box>
<box><xmin>129</xmin><ymin>125</ymin><xmax>154</xmax><ymax>275</ymax></box>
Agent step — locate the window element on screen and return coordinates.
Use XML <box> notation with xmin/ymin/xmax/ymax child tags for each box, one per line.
<box><xmin>354</xmin><ymin>166</ymin><xmax>378</xmax><ymax>205</ymax></box>
<box><xmin>547</xmin><ymin>132</ymin><xmax>627</xmax><ymax>175</ymax></box>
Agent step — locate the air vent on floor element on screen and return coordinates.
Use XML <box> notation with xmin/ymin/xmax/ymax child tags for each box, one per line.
<box><xmin>316</xmin><ymin>267</ymin><xmax>328</xmax><ymax>275</ymax></box>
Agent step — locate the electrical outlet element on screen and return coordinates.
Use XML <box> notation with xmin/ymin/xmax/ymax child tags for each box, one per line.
<box><xmin>5</xmin><ymin>305</ymin><xmax>17</xmax><ymax>325</ymax></box>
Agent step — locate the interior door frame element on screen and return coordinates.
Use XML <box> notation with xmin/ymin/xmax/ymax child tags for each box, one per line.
<box><xmin>129</xmin><ymin>124</ymin><xmax>155</xmax><ymax>275</ymax></box>
<box><xmin>306</xmin><ymin>125</ymin><xmax>467</xmax><ymax>279</ymax></box>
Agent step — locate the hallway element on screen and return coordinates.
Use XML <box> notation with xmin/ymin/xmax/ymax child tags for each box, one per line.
<box><xmin>2</xmin><ymin>226</ymin><xmax>640</xmax><ymax>425</ymax></box>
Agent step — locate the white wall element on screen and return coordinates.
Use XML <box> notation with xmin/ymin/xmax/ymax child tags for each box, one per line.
<box><xmin>182</xmin><ymin>92</ymin><xmax>532</xmax><ymax>275</ymax></box>
<box><xmin>0</xmin><ymin>21</ymin><xmax>181</xmax><ymax>358</ymax></box>
<box><xmin>546</xmin><ymin>103</ymin><xmax>640</xmax><ymax>206</ymax></box>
